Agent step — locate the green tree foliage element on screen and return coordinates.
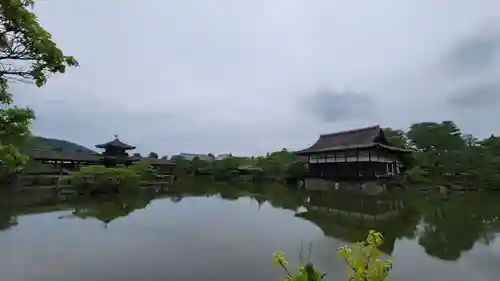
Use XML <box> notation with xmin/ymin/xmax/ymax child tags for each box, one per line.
<box><xmin>128</xmin><ymin>161</ymin><xmax>156</xmax><ymax>182</ymax></box>
<box><xmin>0</xmin><ymin>0</ymin><xmax>78</xmax><ymax>89</ymax></box>
<box><xmin>173</xmin><ymin>149</ymin><xmax>306</xmax><ymax>183</ymax></box>
<box><xmin>191</xmin><ymin>156</ymin><xmax>212</xmax><ymax>173</ymax></box>
<box><xmin>0</xmin><ymin>103</ymin><xmax>34</xmax><ymax>180</ymax></box>
<box><xmin>70</xmin><ymin>165</ymin><xmax>140</xmax><ymax>194</ymax></box>
<box><xmin>384</xmin><ymin>120</ymin><xmax>500</xmax><ymax>190</ymax></box>
<box><xmin>284</xmin><ymin>161</ymin><xmax>307</xmax><ymax>183</ymax></box>
<box><xmin>171</xmin><ymin>155</ymin><xmax>190</xmax><ymax>175</ymax></box>
<box><xmin>382</xmin><ymin>127</ymin><xmax>408</xmax><ymax>149</ymax></box>
<box><xmin>148</xmin><ymin>152</ymin><xmax>158</xmax><ymax>159</ymax></box>
<box><xmin>0</xmin><ymin>0</ymin><xmax>78</xmax><ymax>181</ymax></box>
<box><xmin>212</xmin><ymin>156</ymin><xmax>239</xmax><ymax>180</ymax></box>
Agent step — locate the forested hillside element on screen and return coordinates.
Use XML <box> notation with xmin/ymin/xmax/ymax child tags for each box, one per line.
<box><xmin>25</xmin><ymin>136</ymin><xmax>95</xmax><ymax>153</ymax></box>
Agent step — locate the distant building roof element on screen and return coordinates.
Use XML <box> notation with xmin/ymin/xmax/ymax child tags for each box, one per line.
<box><xmin>28</xmin><ymin>149</ymin><xmax>103</xmax><ymax>162</ymax></box>
<box><xmin>28</xmin><ymin>149</ymin><xmax>175</xmax><ymax>166</ymax></box>
<box><xmin>175</xmin><ymin>153</ymin><xmax>214</xmax><ymax>161</ymax></box>
<box><xmin>95</xmin><ymin>138</ymin><xmax>136</xmax><ymax>150</ymax></box>
<box><xmin>295</xmin><ymin>125</ymin><xmax>412</xmax><ymax>154</ymax></box>
<box><xmin>215</xmin><ymin>153</ymin><xmax>232</xmax><ymax>160</ymax></box>
<box><xmin>142</xmin><ymin>158</ymin><xmax>175</xmax><ymax>166</ymax></box>
<box><xmin>237</xmin><ymin>165</ymin><xmax>263</xmax><ymax>172</ymax></box>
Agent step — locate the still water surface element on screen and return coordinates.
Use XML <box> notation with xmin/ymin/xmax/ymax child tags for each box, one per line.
<box><xmin>0</xmin><ymin>185</ymin><xmax>499</xmax><ymax>281</ymax></box>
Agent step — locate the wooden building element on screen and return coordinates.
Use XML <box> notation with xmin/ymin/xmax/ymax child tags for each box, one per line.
<box><xmin>28</xmin><ymin>137</ymin><xmax>174</xmax><ymax>173</ymax></box>
<box><xmin>96</xmin><ymin>138</ymin><xmax>136</xmax><ymax>157</ymax></box>
<box><xmin>95</xmin><ymin>137</ymin><xmax>138</xmax><ymax>167</ymax></box>
<box><xmin>295</xmin><ymin>126</ymin><xmax>412</xmax><ymax>181</ymax></box>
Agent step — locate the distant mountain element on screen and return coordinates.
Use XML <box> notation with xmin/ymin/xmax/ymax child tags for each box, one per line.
<box><xmin>25</xmin><ymin>136</ymin><xmax>95</xmax><ymax>153</ymax></box>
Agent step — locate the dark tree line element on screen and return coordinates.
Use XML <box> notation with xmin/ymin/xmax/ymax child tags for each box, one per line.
<box><xmin>383</xmin><ymin>121</ymin><xmax>500</xmax><ymax>190</ymax></box>
<box><xmin>170</xmin><ymin>148</ymin><xmax>307</xmax><ymax>183</ymax></box>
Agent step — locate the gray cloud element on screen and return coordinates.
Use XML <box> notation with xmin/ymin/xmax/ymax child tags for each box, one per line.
<box><xmin>305</xmin><ymin>89</ymin><xmax>374</xmax><ymax>123</ymax></box>
<box><xmin>10</xmin><ymin>0</ymin><xmax>500</xmax><ymax>155</ymax></box>
<box><xmin>449</xmin><ymin>82</ymin><xmax>500</xmax><ymax>108</ymax></box>
<box><xmin>442</xmin><ymin>19</ymin><xmax>500</xmax><ymax>114</ymax></box>
<box><xmin>443</xmin><ymin>22</ymin><xmax>500</xmax><ymax>75</ymax></box>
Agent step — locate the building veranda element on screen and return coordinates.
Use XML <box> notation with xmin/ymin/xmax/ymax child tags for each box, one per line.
<box><xmin>27</xmin><ymin>136</ymin><xmax>174</xmax><ymax>174</ymax></box>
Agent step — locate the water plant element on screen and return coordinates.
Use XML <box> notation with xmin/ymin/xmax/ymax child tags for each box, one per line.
<box><xmin>273</xmin><ymin>230</ymin><xmax>392</xmax><ymax>281</ymax></box>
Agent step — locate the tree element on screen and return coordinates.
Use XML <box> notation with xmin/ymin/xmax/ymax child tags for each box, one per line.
<box><xmin>0</xmin><ymin>106</ymin><xmax>34</xmax><ymax>179</ymax></box>
<box><xmin>462</xmin><ymin>134</ymin><xmax>478</xmax><ymax>148</ymax></box>
<box><xmin>0</xmin><ymin>0</ymin><xmax>78</xmax><ymax>89</ymax></box>
<box><xmin>400</xmin><ymin>120</ymin><xmax>500</xmax><ymax>189</ymax></box>
<box><xmin>171</xmin><ymin>155</ymin><xmax>189</xmax><ymax>175</ymax></box>
<box><xmin>212</xmin><ymin>156</ymin><xmax>238</xmax><ymax>179</ymax></box>
<box><xmin>481</xmin><ymin>135</ymin><xmax>500</xmax><ymax>157</ymax></box>
<box><xmin>382</xmin><ymin>127</ymin><xmax>408</xmax><ymax>149</ymax></box>
<box><xmin>191</xmin><ymin>156</ymin><xmax>211</xmax><ymax>174</ymax></box>
<box><xmin>160</xmin><ymin>155</ymin><xmax>168</xmax><ymax>160</ymax></box>
<box><xmin>148</xmin><ymin>152</ymin><xmax>158</xmax><ymax>159</ymax></box>
<box><xmin>407</xmin><ymin>121</ymin><xmax>464</xmax><ymax>152</ymax></box>
<box><xmin>0</xmin><ymin>0</ymin><xmax>78</xmax><ymax>182</ymax></box>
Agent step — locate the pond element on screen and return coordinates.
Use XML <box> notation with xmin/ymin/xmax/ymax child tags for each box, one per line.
<box><xmin>0</xmin><ymin>183</ymin><xmax>499</xmax><ymax>281</ymax></box>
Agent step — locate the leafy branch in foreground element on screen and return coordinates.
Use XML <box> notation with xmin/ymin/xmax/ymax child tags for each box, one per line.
<box><xmin>273</xmin><ymin>251</ymin><xmax>325</xmax><ymax>281</ymax></box>
<box><xmin>0</xmin><ymin>0</ymin><xmax>78</xmax><ymax>182</ymax></box>
<box><xmin>337</xmin><ymin>230</ymin><xmax>392</xmax><ymax>281</ymax></box>
<box><xmin>273</xmin><ymin>230</ymin><xmax>391</xmax><ymax>281</ymax></box>
<box><xmin>0</xmin><ymin>0</ymin><xmax>78</xmax><ymax>88</ymax></box>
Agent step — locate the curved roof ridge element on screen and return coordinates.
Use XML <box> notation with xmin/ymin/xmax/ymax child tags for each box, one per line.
<box><xmin>319</xmin><ymin>125</ymin><xmax>380</xmax><ymax>138</ymax></box>
<box><xmin>95</xmin><ymin>138</ymin><xmax>136</xmax><ymax>150</ymax></box>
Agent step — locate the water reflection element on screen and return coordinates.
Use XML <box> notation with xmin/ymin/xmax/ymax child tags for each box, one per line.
<box><xmin>417</xmin><ymin>194</ymin><xmax>500</xmax><ymax>261</ymax></box>
<box><xmin>1</xmin><ymin>183</ymin><xmax>500</xmax><ymax>271</ymax></box>
<box><xmin>69</xmin><ymin>195</ymin><xmax>154</xmax><ymax>227</ymax></box>
<box><xmin>295</xmin><ymin>191</ymin><xmax>420</xmax><ymax>255</ymax></box>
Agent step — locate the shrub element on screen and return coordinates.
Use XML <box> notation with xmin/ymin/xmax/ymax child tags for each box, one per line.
<box><xmin>337</xmin><ymin>230</ymin><xmax>392</xmax><ymax>281</ymax></box>
<box><xmin>403</xmin><ymin>166</ymin><xmax>429</xmax><ymax>184</ymax></box>
<box><xmin>70</xmin><ymin>165</ymin><xmax>140</xmax><ymax>194</ymax></box>
<box><xmin>273</xmin><ymin>252</ymin><xmax>325</xmax><ymax>281</ymax></box>
<box><xmin>128</xmin><ymin>161</ymin><xmax>156</xmax><ymax>181</ymax></box>
<box><xmin>273</xmin><ymin>230</ymin><xmax>391</xmax><ymax>281</ymax></box>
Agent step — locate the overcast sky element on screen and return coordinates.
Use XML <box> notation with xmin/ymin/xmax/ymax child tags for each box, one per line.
<box><xmin>12</xmin><ymin>0</ymin><xmax>500</xmax><ymax>156</ymax></box>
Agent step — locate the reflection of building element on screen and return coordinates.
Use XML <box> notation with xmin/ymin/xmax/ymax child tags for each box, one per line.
<box><xmin>296</xmin><ymin>191</ymin><xmax>417</xmax><ymax>255</ymax></box>
<box><xmin>295</xmin><ymin>126</ymin><xmax>411</xmax><ymax>181</ymax></box>
<box><xmin>72</xmin><ymin>195</ymin><xmax>153</xmax><ymax>227</ymax></box>
<box><xmin>28</xmin><ymin>136</ymin><xmax>174</xmax><ymax>173</ymax></box>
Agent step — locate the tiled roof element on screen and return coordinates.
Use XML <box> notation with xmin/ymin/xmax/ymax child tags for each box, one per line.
<box><xmin>295</xmin><ymin>125</ymin><xmax>412</xmax><ymax>154</ymax></box>
<box><xmin>95</xmin><ymin>138</ymin><xmax>136</xmax><ymax>150</ymax></box>
<box><xmin>142</xmin><ymin>158</ymin><xmax>175</xmax><ymax>166</ymax></box>
<box><xmin>216</xmin><ymin>154</ymin><xmax>232</xmax><ymax>160</ymax></box>
<box><xmin>28</xmin><ymin>150</ymin><xmax>175</xmax><ymax>166</ymax></box>
<box><xmin>28</xmin><ymin>149</ymin><xmax>103</xmax><ymax>162</ymax></box>
<box><xmin>176</xmin><ymin>153</ymin><xmax>214</xmax><ymax>161</ymax></box>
